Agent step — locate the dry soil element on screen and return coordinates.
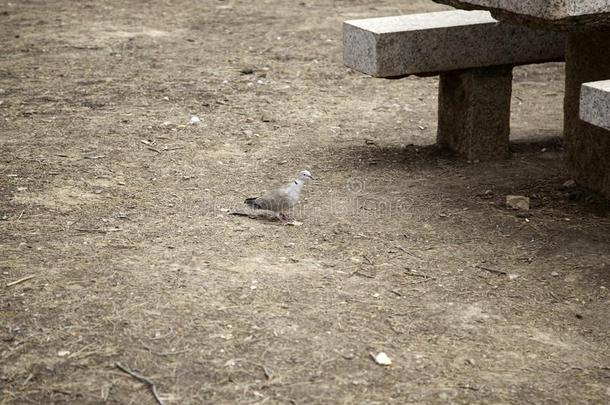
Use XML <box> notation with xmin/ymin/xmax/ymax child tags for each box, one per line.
<box><xmin>1</xmin><ymin>1</ymin><xmax>609</xmax><ymax>404</ymax></box>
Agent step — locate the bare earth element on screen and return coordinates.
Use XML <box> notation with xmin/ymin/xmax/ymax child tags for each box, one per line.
<box><xmin>1</xmin><ymin>1</ymin><xmax>609</xmax><ymax>404</ymax></box>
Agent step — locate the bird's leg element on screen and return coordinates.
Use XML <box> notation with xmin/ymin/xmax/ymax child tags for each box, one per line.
<box><xmin>278</xmin><ymin>212</ymin><xmax>290</xmax><ymax>223</ymax></box>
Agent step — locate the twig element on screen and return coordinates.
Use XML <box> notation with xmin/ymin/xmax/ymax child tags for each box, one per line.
<box><xmin>475</xmin><ymin>265</ymin><xmax>507</xmax><ymax>276</ymax></box>
<box><xmin>75</xmin><ymin>228</ymin><xmax>108</xmax><ymax>234</ymax></box>
<box><xmin>50</xmin><ymin>388</ymin><xmax>72</xmax><ymax>395</ymax></box>
<box><xmin>153</xmin><ymin>349</ymin><xmax>189</xmax><ymax>357</ymax></box>
<box><xmin>403</xmin><ymin>268</ymin><xmax>430</xmax><ymax>278</ymax></box>
<box><xmin>115</xmin><ymin>363</ymin><xmax>164</xmax><ymax>405</ymax></box>
<box><xmin>457</xmin><ymin>383</ymin><xmax>480</xmax><ymax>391</ymax></box>
<box><xmin>22</xmin><ymin>373</ymin><xmax>33</xmax><ymax>385</ymax></box>
<box><xmin>147</xmin><ymin>146</ymin><xmax>162</xmax><ymax>154</ymax></box>
<box><xmin>396</xmin><ymin>245</ymin><xmax>423</xmax><ymax>260</ymax></box>
<box><xmin>68</xmin><ymin>343</ymin><xmax>95</xmax><ymax>359</ymax></box>
<box><xmin>261</xmin><ymin>365</ymin><xmax>273</xmax><ymax>380</ymax></box>
<box><xmin>140</xmin><ymin>341</ymin><xmax>189</xmax><ymax>357</ymax></box>
<box><xmin>6</xmin><ymin>275</ymin><xmax>35</xmax><ymax>287</ymax></box>
<box><xmin>242</xmin><ymin>361</ymin><xmax>274</xmax><ymax>381</ymax></box>
<box><xmin>70</xmin><ymin>45</ymin><xmax>102</xmax><ymax>50</ymax></box>
<box><xmin>349</xmin><ymin>268</ymin><xmax>375</xmax><ymax>278</ymax></box>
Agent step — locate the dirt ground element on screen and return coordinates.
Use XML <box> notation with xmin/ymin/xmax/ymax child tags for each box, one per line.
<box><xmin>1</xmin><ymin>0</ymin><xmax>609</xmax><ymax>404</ymax></box>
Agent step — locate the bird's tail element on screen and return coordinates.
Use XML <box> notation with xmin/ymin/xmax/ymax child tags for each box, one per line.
<box><xmin>244</xmin><ymin>197</ymin><xmax>262</xmax><ymax>209</ymax></box>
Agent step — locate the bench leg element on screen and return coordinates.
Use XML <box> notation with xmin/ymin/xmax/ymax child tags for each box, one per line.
<box><xmin>564</xmin><ymin>31</ymin><xmax>610</xmax><ymax>199</ymax></box>
<box><xmin>437</xmin><ymin>66</ymin><xmax>513</xmax><ymax>161</ymax></box>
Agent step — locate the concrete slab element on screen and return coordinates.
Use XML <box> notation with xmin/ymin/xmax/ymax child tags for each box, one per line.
<box><xmin>433</xmin><ymin>0</ymin><xmax>610</xmax><ymax>20</ymax></box>
<box><xmin>433</xmin><ymin>0</ymin><xmax>610</xmax><ymax>29</ymax></box>
<box><xmin>343</xmin><ymin>10</ymin><xmax>565</xmax><ymax>78</ymax></box>
<box><xmin>580</xmin><ymin>80</ymin><xmax>610</xmax><ymax>131</ymax></box>
<box><xmin>565</xmin><ymin>32</ymin><xmax>610</xmax><ymax>199</ymax></box>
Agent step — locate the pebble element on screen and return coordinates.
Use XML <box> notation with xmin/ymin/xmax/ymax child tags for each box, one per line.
<box><xmin>506</xmin><ymin>195</ymin><xmax>530</xmax><ymax>211</ymax></box>
<box><xmin>562</xmin><ymin>179</ymin><xmax>577</xmax><ymax>189</ymax></box>
<box><xmin>372</xmin><ymin>352</ymin><xmax>392</xmax><ymax>366</ymax></box>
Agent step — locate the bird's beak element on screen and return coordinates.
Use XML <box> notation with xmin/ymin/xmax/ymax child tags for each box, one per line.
<box><xmin>308</xmin><ymin>175</ymin><xmax>315</xmax><ymax>180</ymax></box>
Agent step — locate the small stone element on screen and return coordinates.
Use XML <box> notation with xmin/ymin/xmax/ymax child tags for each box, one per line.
<box><xmin>261</xmin><ymin>114</ymin><xmax>274</xmax><ymax>122</ymax></box>
<box><xmin>190</xmin><ymin>115</ymin><xmax>201</xmax><ymax>125</ymax></box>
<box><xmin>551</xmin><ymin>271</ymin><xmax>559</xmax><ymax>277</ymax></box>
<box><xmin>562</xmin><ymin>179</ymin><xmax>577</xmax><ymax>189</ymax></box>
<box><xmin>506</xmin><ymin>195</ymin><xmax>530</xmax><ymax>210</ymax></box>
<box><xmin>57</xmin><ymin>350</ymin><xmax>70</xmax><ymax>357</ymax></box>
<box><xmin>372</xmin><ymin>352</ymin><xmax>392</xmax><ymax>366</ymax></box>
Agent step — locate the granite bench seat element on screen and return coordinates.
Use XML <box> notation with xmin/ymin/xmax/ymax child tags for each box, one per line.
<box><xmin>343</xmin><ymin>10</ymin><xmax>566</xmax><ymax>160</ymax></box>
<box><xmin>580</xmin><ymin>80</ymin><xmax>610</xmax><ymax>131</ymax></box>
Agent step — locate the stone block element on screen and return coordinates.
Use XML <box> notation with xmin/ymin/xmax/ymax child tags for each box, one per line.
<box><xmin>565</xmin><ymin>31</ymin><xmax>610</xmax><ymax>199</ymax></box>
<box><xmin>437</xmin><ymin>66</ymin><xmax>512</xmax><ymax>160</ymax></box>
<box><xmin>433</xmin><ymin>0</ymin><xmax>610</xmax><ymax>20</ymax></box>
<box><xmin>506</xmin><ymin>195</ymin><xmax>531</xmax><ymax>210</ymax></box>
<box><xmin>343</xmin><ymin>10</ymin><xmax>565</xmax><ymax>78</ymax></box>
<box><xmin>580</xmin><ymin>80</ymin><xmax>610</xmax><ymax>131</ymax></box>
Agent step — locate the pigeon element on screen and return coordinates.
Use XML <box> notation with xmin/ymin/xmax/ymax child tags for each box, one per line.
<box><xmin>242</xmin><ymin>170</ymin><xmax>314</xmax><ymax>219</ymax></box>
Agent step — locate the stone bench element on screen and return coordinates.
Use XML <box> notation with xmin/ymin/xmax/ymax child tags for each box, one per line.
<box><xmin>580</xmin><ymin>80</ymin><xmax>610</xmax><ymax>131</ymax></box>
<box><xmin>343</xmin><ymin>10</ymin><xmax>566</xmax><ymax>160</ymax></box>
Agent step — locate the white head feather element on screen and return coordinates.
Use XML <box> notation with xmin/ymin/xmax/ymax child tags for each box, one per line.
<box><xmin>297</xmin><ymin>170</ymin><xmax>314</xmax><ymax>182</ymax></box>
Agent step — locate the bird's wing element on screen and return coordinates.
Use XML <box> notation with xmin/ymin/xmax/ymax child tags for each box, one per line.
<box><xmin>253</xmin><ymin>187</ymin><xmax>293</xmax><ymax>212</ymax></box>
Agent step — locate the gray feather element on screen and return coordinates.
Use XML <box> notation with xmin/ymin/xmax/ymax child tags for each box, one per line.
<box><xmin>249</xmin><ymin>187</ymin><xmax>298</xmax><ymax>213</ymax></box>
<box><xmin>242</xmin><ymin>171</ymin><xmax>312</xmax><ymax>214</ymax></box>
